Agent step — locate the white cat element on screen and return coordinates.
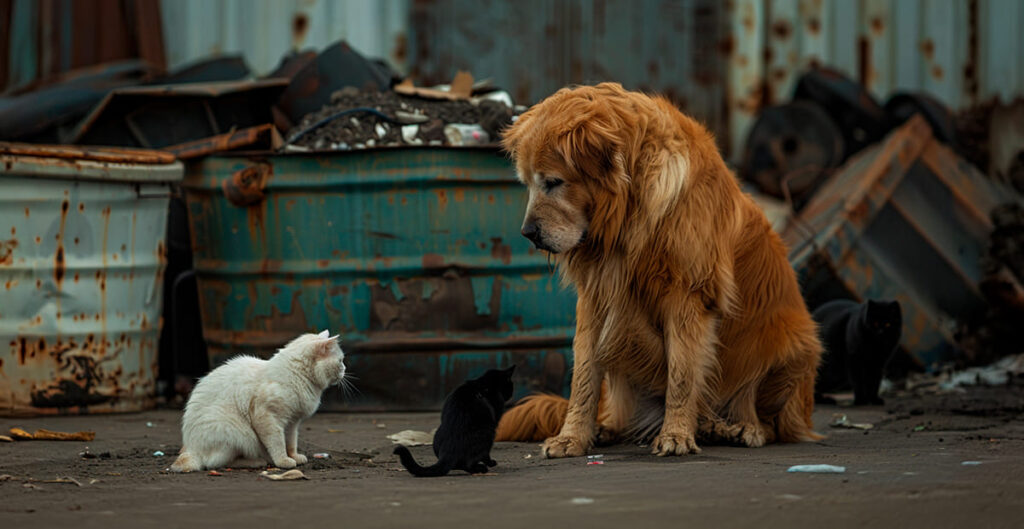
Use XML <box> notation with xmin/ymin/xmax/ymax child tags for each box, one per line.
<box><xmin>170</xmin><ymin>330</ymin><xmax>346</xmax><ymax>472</ymax></box>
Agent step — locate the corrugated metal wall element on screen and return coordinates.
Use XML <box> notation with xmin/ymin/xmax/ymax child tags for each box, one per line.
<box><xmin>726</xmin><ymin>0</ymin><xmax>1024</xmax><ymax>158</ymax></box>
<box><xmin>1</xmin><ymin>0</ymin><xmax>165</xmax><ymax>91</ymax></box>
<box><xmin>408</xmin><ymin>0</ymin><xmax>729</xmax><ymax>151</ymax></box>
<box><xmin>159</xmin><ymin>0</ymin><xmax>410</xmax><ymax>75</ymax></box>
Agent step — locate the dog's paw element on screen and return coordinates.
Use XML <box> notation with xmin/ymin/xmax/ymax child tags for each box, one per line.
<box><xmin>274</xmin><ymin>456</ymin><xmax>298</xmax><ymax>469</ymax></box>
<box><xmin>735</xmin><ymin>423</ymin><xmax>767</xmax><ymax>448</ymax></box>
<box><xmin>541</xmin><ymin>435</ymin><xmax>589</xmax><ymax>458</ymax></box>
<box><xmin>698</xmin><ymin>416</ymin><xmax>742</xmax><ymax>442</ymax></box>
<box><xmin>291</xmin><ymin>453</ymin><xmax>308</xmax><ymax>465</ymax></box>
<box><xmin>652</xmin><ymin>431</ymin><xmax>701</xmax><ymax>456</ymax></box>
<box><xmin>595</xmin><ymin>425</ymin><xmax>620</xmax><ymax>446</ymax></box>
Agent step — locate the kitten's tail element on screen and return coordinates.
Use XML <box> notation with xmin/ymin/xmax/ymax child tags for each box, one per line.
<box><xmin>393</xmin><ymin>446</ymin><xmax>453</xmax><ymax>477</ymax></box>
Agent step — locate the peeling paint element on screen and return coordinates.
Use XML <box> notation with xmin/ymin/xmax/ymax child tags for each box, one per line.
<box><xmin>183</xmin><ymin>148</ymin><xmax>576</xmax><ymax>410</ymax></box>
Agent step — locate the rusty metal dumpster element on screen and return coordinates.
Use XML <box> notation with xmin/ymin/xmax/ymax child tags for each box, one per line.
<box><xmin>0</xmin><ymin>143</ymin><xmax>182</xmax><ymax>416</ymax></box>
<box><xmin>182</xmin><ymin>147</ymin><xmax>575</xmax><ymax>411</ymax></box>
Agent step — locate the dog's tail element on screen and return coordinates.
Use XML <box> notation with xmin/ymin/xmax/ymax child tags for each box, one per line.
<box><xmin>775</xmin><ymin>368</ymin><xmax>824</xmax><ymax>442</ymax></box>
<box><xmin>495</xmin><ymin>394</ymin><xmax>569</xmax><ymax>442</ymax></box>
<box><xmin>393</xmin><ymin>446</ymin><xmax>453</xmax><ymax>477</ymax></box>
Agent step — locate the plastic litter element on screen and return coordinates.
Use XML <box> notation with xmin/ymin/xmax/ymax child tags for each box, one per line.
<box><xmin>587</xmin><ymin>454</ymin><xmax>605</xmax><ymax>466</ymax></box>
<box><xmin>786</xmin><ymin>464</ymin><xmax>846</xmax><ymax>473</ymax></box>
<box><xmin>443</xmin><ymin>124</ymin><xmax>490</xmax><ymax>146</ymax></box>
<box><xmin>260</xmin><ymin>469</ymin><xmax>308</xmax><ymax>481</ymax></box>
<box><xmin>208</xmin><ymin>470</ymin><xmax>223</xmax><ymax>476</ymax></box>
<box><xmin>146</xmin><ymin>422</ymin><xmax>154</xmax><ymax>428</ymax></box>
<box><xmin>386</xmin><ymin>429</ymin><xmax>434</xmax><ymax>447</ymax></box>
<box><xmin>961</xmin><ymin>461</ymin><xmax>983</xmax><ymax>466</ymax></box>
<box><xmin>570</xmin><ymin>497</ymin><xmax>595</xmax><ymax>505</ymax></box>
<box><xmin>829</xmin><ymin>414</ymin><xmax>874</xmax><ymax>430</ymax></box>
<box><xmin>313</xmin><ymin>453</ymin><xmax>330</xmax><ymax>459</ymax></box>
<box><xmin>152</xmin><ymin>451</ymin><xmax>165</xmax><ymax>457</ymax></box>
<box><xmin>0</xmin><ymin>435</ymin><xmax>12</xmax><ymax>442</ymax></box>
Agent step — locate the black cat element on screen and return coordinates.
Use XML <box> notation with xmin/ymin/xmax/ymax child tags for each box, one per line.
<box><xmin>394</xmin><ymin>366</ymin><xmax>515</xmax><ymax>477</ymax></box>
<box><xmin>813</xmin><ymin>299</ymin><xmax>902</xmax><ymax>405</ymax></box>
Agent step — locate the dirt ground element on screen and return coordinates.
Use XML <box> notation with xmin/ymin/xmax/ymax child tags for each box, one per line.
<box><xmin>2</xmin><ymin>385</ymin><xmax>1023</xmax><ymax>529</ymax></box>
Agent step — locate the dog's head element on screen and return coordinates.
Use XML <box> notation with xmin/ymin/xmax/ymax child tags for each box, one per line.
<box><xmin>502</xmin><ymin>83</ymin><xmax>640</xmax><ymax>254</ymax></box>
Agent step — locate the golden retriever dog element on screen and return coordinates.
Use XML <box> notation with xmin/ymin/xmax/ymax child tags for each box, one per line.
<box><xmin>496</xmin><ymin>83</ymin><xmax>822</xmax><ymax>457</ymax></box>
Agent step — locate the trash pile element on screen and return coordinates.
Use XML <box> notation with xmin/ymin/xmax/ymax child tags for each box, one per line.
<box><xmin>745</xmin><ymin>67</ymin><xmax>1024</xmax><ymax>373</ymax></box>
<box><xmin>284</xmin><ymin>78</ymin><xmax>518</xmax><ymax>151</ymax></box>
<box><xmin>0</xmin><ymin>40</ymin><xmax>521</xmax><ymax>157</ymax></box>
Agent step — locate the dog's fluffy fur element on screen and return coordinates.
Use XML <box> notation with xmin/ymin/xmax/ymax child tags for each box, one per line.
<box><xmin>496</xmin><ymin>83</ymin><xmax>822</xmax><ymax>457</ymax></box>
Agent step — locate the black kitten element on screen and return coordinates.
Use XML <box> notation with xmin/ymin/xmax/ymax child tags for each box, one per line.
<box><xmin>394</xmin><ymin>366</ymin><xmax>515</xmax><ymax>477</ymax></box>
<box><xmin>814</xmin><ymin>299</ymin><xmax>902</xmax><ymax>405</ymax></box>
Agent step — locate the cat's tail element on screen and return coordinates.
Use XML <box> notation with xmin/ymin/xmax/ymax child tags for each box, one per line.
<box><xmin>494</xmin><ymin>393</ymin><xmax>569</xmax><ymax>442</ymax></box>
<box><xmin>393</xmin><ymin>446</ymin><xmax>453</xmax><ymax>477</ymax></box>
<box><xmin>169</xmin><ymin>450</ymin><xmax>202</xmax><ymax>473</ymax></box>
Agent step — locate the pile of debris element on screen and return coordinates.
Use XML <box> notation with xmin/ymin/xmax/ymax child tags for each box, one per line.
<box><xmin>283</xmin><ymin>76</ymin><xmax>518</xmax><ymax>151</ymax></box>
<box><xmin>749</xmin><ymin>67</ymin><xmax>1024</xmax><ymax>374</ymax></box>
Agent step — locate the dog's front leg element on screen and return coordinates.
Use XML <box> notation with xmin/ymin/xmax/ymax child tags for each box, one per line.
<box><xmin>653</xmin><ymin>302</ymin><xmax>717</xmax><ymax>456</ymax></box>
<box><xmin>542</xmin><ymin>297</ymin><xmax>602</xmax><ymax>458</ymax></box>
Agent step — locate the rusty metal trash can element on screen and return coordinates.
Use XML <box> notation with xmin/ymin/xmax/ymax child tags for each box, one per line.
<box><xmin>0</xmin><ymin>143</ymin><xmax>182</xmax><ymax>416</ymax></box>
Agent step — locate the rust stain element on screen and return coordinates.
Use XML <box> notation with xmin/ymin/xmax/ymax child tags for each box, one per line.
<box><xmin>24</xmin><ymin>207</ymin><xmax>29</xmax><ymax>218</ymax></box>
<box><xmin>453</xmin><ymin>188</ymin><xmax>465</xmax><ymax>202</ymax></box>
<box><xmin>869</xmin><ymin>16</ymin><xmax>884</xmax><ymax>35</ymax></box>
<box><xmin>920</xmin><ymin>39</ymin><xmax>935</xmax><ymax>60</ymax></box>
<box><xmin>771</xmin><ymin>20</ymin><xmax>792</xmax><ymax>39</ymax></box>
<box><xmin>0</xmin><ymin>238</ymin><xmax>17</xmax><ymax>265</ymax></box>
<box><xmin>490</xmin><ymin>238</ymin><xmax>512</xmax><ymax>265</ymax></box>
<box><xmin>78</xmin><ymin>203</ymin><xmax>84</xmax><ymax>212</ymax></box>
<box><xmin>931</xmin><ymin>65</ymin><xmax>944</xmax><ymax>80</ymax></box>
<box><xmin>422</xmin><ymin>253</ymin><xmax>445</xmax><ymax>269</ymax></box>
<box><xmin>54</xmin><ymin>200</ymin><xmax>69</xmax><ymax>288</ymax></box>
<box><xmin>435</xmin><ymin>189</ymin><xmax>448</xmax><ymax>210</ymax></box>
<box><xmin>807</xmin><ymin>17</ymin><xmax>821</xmax><ymax>34</ymax></box>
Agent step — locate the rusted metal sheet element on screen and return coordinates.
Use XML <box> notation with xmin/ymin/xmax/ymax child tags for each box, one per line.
<box><xmin>159</xmin><ymin>0</ymin><xmax>409</xmax><ymax>76</ymax></box>
<box><xmin>0</xmin><ymin>60</ymin><xmax>154</xmax><ymax>143</ymax></box>
<box><xmin>726</xmin><ymin>0</ymin><xmax>1024</xmax><ymax>161</ymax></box>
<box><xmin>69</xmin><ymin>80</ymin><xmax>289</xmax><ymax>149</ymax></box>
<box><xmin>183</xmin><ymin>147</ymin><xmax>575</xmax><ymax>411</ymax></box>
<box><xmin>162</xmin><ymin>125</ymin><xmax>280</xmax><ymax>161</ymax></box>
<box><xmin>783</xmin><ymin>115</ymin><xmax>1011</xmax><ymax>370</ymax></box>
<box><xmin>2</xmin><ymin>0</ymin><xmax>165</xmax><ymax>92</ymax></box>
<box><xmin>0</xmin><ymin>143</ymin><xmax>182</xmax><ymax>416</ymax></box>
<box><xmin>0</xmin><ymin>142</ymin><xmax>176</xmax><ymax>165</ymax></box>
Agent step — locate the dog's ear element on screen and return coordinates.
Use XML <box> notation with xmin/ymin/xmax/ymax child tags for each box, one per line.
<box><xmin>557</xmin><ymin>117</ymin><xmax>621</xmax><ymax>184</ymax></box>
<box><xmin>501</xmin><ymin>112</ymin><xmax>531</xmax><ymax>158</ymax></box>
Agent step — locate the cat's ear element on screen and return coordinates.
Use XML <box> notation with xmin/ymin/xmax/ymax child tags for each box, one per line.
<box><xmin>318</xmin><ymin>330</ymin><xmax>330</xmax><ymax>339</ymax></box>
<box><xmin>314</xmin><ymin>339</ymin><xmax>339</xmax><ymax>358</ymax></box>
<box><xmin>504</xmin><ymin>365</ymin><xmax>516</xmax><ymax>376</ymax></box>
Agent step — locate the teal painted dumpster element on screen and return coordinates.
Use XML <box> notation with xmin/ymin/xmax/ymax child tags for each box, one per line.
<box><xmin>183</xmin><ymin>147</ymin><xmax>576</xmax><ymax>411</ymax></box>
